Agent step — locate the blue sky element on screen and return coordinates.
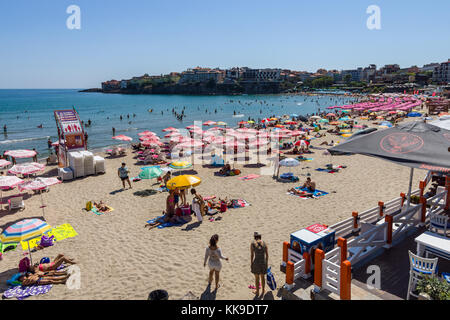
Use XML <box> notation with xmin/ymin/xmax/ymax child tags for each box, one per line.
<box><xmin>0</xmin><ymin>0</ymin><xmax>449</xmax><ymax>88</ymax></box>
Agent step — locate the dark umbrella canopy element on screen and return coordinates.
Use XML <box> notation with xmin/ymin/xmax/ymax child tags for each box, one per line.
<box><xmin>329</xmin><ymin>121</ymin><xmax>450</xmax><ymax>173</ymax></box>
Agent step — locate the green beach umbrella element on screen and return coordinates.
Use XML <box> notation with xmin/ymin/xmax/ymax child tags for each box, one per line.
<box><xmin>139</xmin><ymin>166</ymin><xmax>163</xmax><ymax>180</ymax></box>
<box><xmin>318</xmin><ymin>118</ymin><xmax>329</xmax><ymax>123</ymax></box>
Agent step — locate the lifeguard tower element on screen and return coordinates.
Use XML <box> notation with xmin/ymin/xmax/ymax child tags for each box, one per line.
<box><xmin>54</xmin><ymin>108</ymin><xmax>86</xmax><ymax>168</ymax></box>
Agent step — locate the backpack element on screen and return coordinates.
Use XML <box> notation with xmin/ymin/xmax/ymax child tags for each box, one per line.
<box><xmin>18</xmin><ymin>257</ymin><xmax>30</xmax><ymax>273</ymax></box>
<box><xmin>40</xmin><ymin>257</ymin><xmax>50</xmax><ymax>264</ymax></box>
<box><xmin>39</xmin><ymin>235</ymin><xmax>54</xmax><ymax>247</ymax></box>
<box><xmin>220</xmin><ymin>201</ymin><xmax>227</xmax><ymax>213</ymax></box>
<box><xmin>266</xmin><ymin>266</ymin><xmax>277</xmax><ymax>291</ymax></box>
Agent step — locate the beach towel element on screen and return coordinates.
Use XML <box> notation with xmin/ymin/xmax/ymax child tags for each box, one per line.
<box><xmin>146</xmin><ymin>216</ymin><xmax>189</xmax><ymax>229</ymax></box>
<box><xmin>3</xmin><ymin>284</ymin><xmax>53</xmax><ymax>300</ymax></box>
<box><xmin>287</xmin><ymin>187</ymin><xmax>329</xmax><ymax>199</ymax></box>
<box><xmin>230</xmin><ymin>199</ymin><xmax>250</xmax><ymax>208</ymax></box>
<box><xmin>157</xmin><ymin>186</ymin><xmax>169</xmax><ymax>192</ymax></box>
<box><xmin>238</xmin><ymin>174</ymin><xmax>260</xmax><ymax>181</ymax></box>
<box><xmin>90</xmin><ymin>206</ymin><xmax>114</xmax><ymax>215</ymax></box>
<box><xmin>21</xmin><ymin>223</ymin><xmax>78</xmax><ymax>250</ymax></box>
<box><xmin>296</xmin><ymin>157</ymin><xmax>313</xmax><ymax>162</ymax></box>
<box><xmin>202</xmin><ymin>196</ymin><xmax>216</xmax><ymax>201</ymax></box>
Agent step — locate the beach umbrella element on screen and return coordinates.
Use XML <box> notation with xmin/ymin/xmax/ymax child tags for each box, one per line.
<box><xmin>216</xmin><ymin>122</ymin><xmax>227</xmax><ymax>126</ymax></box>
<box><xmin>4</xmin><ymin>150</ymin><xmax>37</xmax><ymax>159</ymax></box>
<box><xmin>138</xmin><ymin>131</ymin><xmax>157</xmax><ymax>136</ymax></box>
<box><xmin>0</xmin><ymin>218</ymin><xmax>52</xmax><ymax>264</ymax></box>
<box><xmin>407</xmin><ymin>112</ymin><xmax>422</xmax><ymax>117</ymax></box>
<box><xmin>166</xmin><ymin>175</ymin><xmax>201</xmax><ymax>191</ymax></box>
<box><xmin>112</xmin><ymin>135</ymin><xmax>132</xmax><ymax>142</ymax></box>
<box><xmin>139</xmin><ymin>166</ymin><xmax>163</xmax><ymax>180</ymax></box>
<box><xmin>318</xmin><ymin>119</ymin><xmax>329</xmax><ymax>123</ymax></box>
<box><xmin>142</xmin><ymin>140</ymin><xmax>163</xmax><ymax>147</ymax></box>
<box><xmin>203</xmin><ymin>120</ymin><xmax>217</xmax><ymax>126</ymax></box>
<box><xmin>18</xmin><ymin>177</ymin><xmax>61</xmax><ymax>217</ymax></box>
<box><xmin>186</xmin><ymin>125</ymin><xmax>201</xmax><ymax>130</ymax></box>
<box><xmin>290</xmin><ymin>130</ymin><xmax>305</xmax><ymax>137</ymax></box>
<box><xmin>294</xmin><ymin>140</ymin><xmax>308</xmax><ymax>147</ymax></box>
<box><xmin>0</xmin><ymin>176</ymin><xmax>24</xmax><ymax>210</ymax></box>
<box><xmin>279</xmin><ymin>158</ymin><xmax>300</xmax><ymax>167</ymax></box>
<box><xmin>0</xmin><ymin>160</ymin><xmax>11</xmax><ymax>168</ymax></box>
<box><xmin>291</xmin><ymin>114</ymin><xmax>299</xmax><ymax>117</ymax></box>
<box><xmin>177</xmin><ymin>140</ymin><xmax>204</xmax><ymax>149</ymax></box>
<box><xmin>162</xmin><ymin>127</ymin><xmax>178</xmax><ymax>132</ymax></box>
<box><xmin>8</xmin><ymin>162</ymin><xmax>46</xmax><ymax>176</ymax></box>
<box><xmin>165</xmin><ymin>131</ymin><xmax>183</xmax><ymax>138</ymax></box>
<box><xmin>329</xmin><ymin>121</ymin><xmax>450</xmax><ymax>209</ymax></box>
<box><xmin>326</xmin><ymin>113</ymin><xmax>336</xmax><ymax>117</ymax></box>
<box><xmin>310</xmin><ymin>116</ymin><xmax>321</xmax><ymax>120</ymax></box>
<box><xmin>169</xmin><ymin>161</ymin><xmax>193</xmax><ymax>171</ymax></box>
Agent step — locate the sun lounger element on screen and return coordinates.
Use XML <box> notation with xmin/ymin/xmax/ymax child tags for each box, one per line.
<box><xmin>8</xmin><ymin>196</ymin><xmax>25</xmax><ymax>211</ymax></box>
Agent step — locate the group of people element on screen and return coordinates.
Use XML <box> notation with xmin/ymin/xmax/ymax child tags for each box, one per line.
<box><xmin>17</xmin><ymin>254</ymin><xmax>77</xmax><ymax>286</ymax></box>
<box><xmin>287</xmin><ymin>177</ymin><xmax>318</xmax><ymax>197</ymax></box>
<box><xmin>203</xmin><ymin>232</ymin><xmax>269</xmax><ymax>297</ymax></box>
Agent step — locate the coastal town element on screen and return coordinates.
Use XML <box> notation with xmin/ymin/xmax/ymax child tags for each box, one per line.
<box><xmin>96</xmin><ymin>60</ymin><xmax>450</xmax><ymax>96</ymax></box>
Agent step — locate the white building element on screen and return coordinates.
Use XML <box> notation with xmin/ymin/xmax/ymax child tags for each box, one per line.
<box><xmin>432</xmin><ymin>60</ymin><xmax>450</xmax><ymax>84</ymax></box>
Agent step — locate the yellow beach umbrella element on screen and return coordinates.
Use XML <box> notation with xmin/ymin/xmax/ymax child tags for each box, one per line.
<box><xmin>166</xmin><ymin>175</ymin><xmax>201</xmax><ymax>190</ymax></box>
<box><xmin>216</xmin><ymin>121</ymin><xmax>227</xmax><ymax>126</ymax></box>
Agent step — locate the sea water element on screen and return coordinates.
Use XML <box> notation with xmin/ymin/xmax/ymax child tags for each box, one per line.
<box><xmin>0</xmin><ymin>89</ymin><xmax>355</xmax><ymax>158</ymax></box>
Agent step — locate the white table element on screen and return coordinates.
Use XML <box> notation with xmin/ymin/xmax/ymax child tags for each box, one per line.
<box><xmin>415</xmin><ymin>231</ymin><xmax>450</xmax><ymax>260</ymax></box>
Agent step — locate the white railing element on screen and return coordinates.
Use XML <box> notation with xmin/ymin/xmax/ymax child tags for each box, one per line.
<box><xmin>391</xmin><ymin>204</ymin><xmax>422</xmax><ymax>242</ymax></box>
<box><xmin>320</xmin><ymin>247</ymin><xmax>342</xmax><ymax>296</ymax></box>
<box><xmin>347</xmin><ymin>223</ymin><xmax>387</xmax><ymax>265</ymax></box>
<box><xmin>331</xmin><ymin>216</ymin><xmax>355</xmax><ymax>239</ymax></box>
<box><xmin>426</xmin><ymin>189</ymin><xmax>447</xmax><ymax>212</ymax></box>
<box><xmin>288</xmin><ymin>248</ymin><xmax>306</xmax><ymax>280</ymax></box>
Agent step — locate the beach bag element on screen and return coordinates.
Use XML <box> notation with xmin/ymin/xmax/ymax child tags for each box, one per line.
<box><xmin>220</xmin><ymin>201</ymin><xmax>227</xmax><ymax>213</ymax></box>
<box><xmin>266</xmin><ymin>267</ymin><xmax>277</xmax><ymax>291</ymax></box>
<box><xmin>175</xmin><ymin>207</ymin><xmax>182</xmax><ymax>217</ymax></box>
<box><xmin>234</xmin><ymin>169</ymin><xmax>241</xmax><ymax>175</ymax></box>
<box><xmin>180</xmin><ymin>205</ymin><xmax>191</xmax><ymax>216</ymax></box>
<box><xmin>18</xmin><ymin>257</ymin><xmax>30</xmax><ymax>273</ymax></box>
<box><xmin>85</xmin><ymin>201</ymin><xmax>93</xmax><ymax>211</ymax></box>
<box><xmin>39</xmin><ymin>235</ymin><xmax>54</xmax><ymax>247</ymax></box>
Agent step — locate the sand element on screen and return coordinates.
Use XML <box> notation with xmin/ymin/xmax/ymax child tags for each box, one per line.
<box><xmin>0</xmin><ymin>119</ymin><xmax>425</xmax><ymax>300</ymax></box>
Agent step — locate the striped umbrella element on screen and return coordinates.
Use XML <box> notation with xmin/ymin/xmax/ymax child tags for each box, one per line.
<box><xmin>0</xmin><ymin>218</ymin><xmax>52</xmax><ymax>263</ymax></box>
<box><xmin>138</xmin><ymin>130</ymin><xmax>157</xmax><ymax>136</ymax></box>
<box><xmin>0</xmin><ymin>159</ymin><xmax>11</xmax><ymax>168</ymax></box>
<box><xmin>4</xmin><ymin>149</ymin><xmax>37</xmax><ymax>159</ymax></box>
<box><xmin>162</xmin><ymin>127</ymin><xmax>178</xmax><ymax>132</ymax></box>
<box><xmin>0</xmin><ymin>176</ymin><xmax>24</xmax><ymax>210</ymax></box>
<box><xmin>18</xmin><ymin>177</ymin><xmax>62</xmax><ymax>217</ymax></box>
<box><xmin>169</xmin><ymin>161</ymin><xmax>192</xmax><ymax>170</ymax></box>
<box><xmin>8</xmin><ymin>162</ymin><xmax>45</xmax><ymax>176</ymax></box>
<box><xmin>112</xmin><ymin>135</ymin><xmax>133</xmax><ymax>142</ymax></box>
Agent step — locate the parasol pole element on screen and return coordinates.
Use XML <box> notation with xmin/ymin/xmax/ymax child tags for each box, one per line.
<box><xmin>28</xmin><ymin>240</ymin><xmax>33</xmax><ymax>266</ymax></box>
<box><xmin>40</xmin><ymin>191</ymin><xmax>46</xmax><ymax>219</ymax></box>
<box><xmin>405</xmin><ymin>167</ymin><xmax>414</xmax><ymax>210</ymax></box>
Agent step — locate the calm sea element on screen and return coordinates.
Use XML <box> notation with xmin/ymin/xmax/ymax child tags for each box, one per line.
<box><xmin>0</xmin><ymin>89</ymin><xmax>355</xmax><ymax>158</ymax></box>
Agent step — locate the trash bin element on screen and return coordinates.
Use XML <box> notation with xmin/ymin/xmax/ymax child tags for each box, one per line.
<box><xmin>148</xmin><ymin>289</ymin><xmax>169</xmax><ymax>300</ymax></box>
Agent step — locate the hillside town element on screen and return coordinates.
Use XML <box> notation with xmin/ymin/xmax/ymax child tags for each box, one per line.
<box><xmin>96</xmin><ymin>60</ymin><xmax>450</xmax><ymax>96</ymax></box>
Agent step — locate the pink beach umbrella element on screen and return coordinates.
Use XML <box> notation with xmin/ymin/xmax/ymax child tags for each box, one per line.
<box><xmin>162</xmin><ymin>127</ymin><xmax>178</xmax><ymax>132</ymax></box>
<box><xmin>0</xmin><ymin>159</ymin><xmax>11</xmax><ymax>168</ymax></box>
<box><xmin>0</xmin><ymin>176</ymin><xmax>24</xmax><ymax>210</ymax></box>
<box><xmin>138</xmin><ymin>130</ymin><xmax>157</xmax><ymax>136</ymax></box>
<box><xmin>203</xmin><ymin>120</ymin><xmax>217</xmax><ymax>126</ymax></box>
<box><xmin>8</xmin><ymin>162</ymin><xmax>46</xmax><ymax>176</ymax></box>
<box><xmin>4</xmin><ymin>149</ymin><xmax>37</xmax><ymax>159</ymax></box>
<box><xmin>164</xmin><ymin>131</ymin><xmax>182</xmax><ymax>138</ymax></box>
<box><xmin>112</xmin><ymin>135</ymin><xmax>132</xmax><ymax>142</ymax></box>
<box><xmin>177</xmin><ymin>140</ymin><xmax>204</xmax><ymax>149</ymax></box>
<box><xmin>18</xmin><ymin>177</ymin><xmax>62</xmax><ymax>217</ymax></box>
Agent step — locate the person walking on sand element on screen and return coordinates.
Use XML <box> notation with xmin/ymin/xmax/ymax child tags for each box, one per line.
<box><xmin>250</xmin><ymin>232</ymin><xmax>268</xmax><ymax>297</ymax></box>
<box><xmin>118</xmin><ymin>162</ymin><xmax>132</xmax><ymax>189</ymax></box>
<box><xmin>204</xmin><ymin>234</ymin><xmax>228</xmax><ymax>291</ymax></box>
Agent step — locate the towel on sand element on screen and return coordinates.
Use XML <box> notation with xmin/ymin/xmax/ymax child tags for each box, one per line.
<box><xmin>3</xmin><ymin>284</ymin><xmax>53</xmax><ymax>300</ymax></box>
<box><xmin>146</xmin><ymin>216</ymin><xmax>189</xmax><ymax>229</ymax></box>
<box><xmin>238</xmin><ymin>174</ymin><xmax>260</xmax><ymax>181</ymax></box>
<box><xmin>90</xmin><ymin>206</ymin><xmax>114</xmax><ymax>215</ymax></box>
<box><xmin>287</xmin><ymin>187</ymin><xmax>329</xmax><ymax>199</ymax></box>
<box><xmin>21</xmin><ymin>223</ymin><xmax>78</xmax><ymax>250</ymax></box>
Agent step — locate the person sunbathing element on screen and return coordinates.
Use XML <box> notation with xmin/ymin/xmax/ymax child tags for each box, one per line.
<box><xmin>219</xmin><ymin>163</ymin><xmax>231</xmax><ymax>176</ymax></box>
<box><xmin>301</xmin><ymin>177</ymin><xmax>316</xmax><ymax>192</ymax></box>
<box><xmin>29</xmin><ymin>254</ymin><xmax>76</xmax><ymax>273</ymax></box>
<box><xmin>19</xmin><ymin>272</ymin><xmax>70</xmax><ymax>286</ymax></box>
<box><xmin>287</xmin><ymin>187</ymin><xmax>314</xmax><ymax>197</ymax></box>
<box><xmin>94</xmin><ymin>201</ymin><xmax>109</xmax><ymax>212</ymax></box>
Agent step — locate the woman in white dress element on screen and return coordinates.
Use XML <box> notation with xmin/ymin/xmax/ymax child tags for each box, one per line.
<box><xmin>204</xmin><ymin>234</ymin><xmax>228</xmax><ymax>290</ymax></box>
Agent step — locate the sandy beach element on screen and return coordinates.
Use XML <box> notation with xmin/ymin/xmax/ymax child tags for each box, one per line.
<box><xmin>0</xmin><ymin>118</ymin><xmax>425</xmax><ymax>300</ymax></box>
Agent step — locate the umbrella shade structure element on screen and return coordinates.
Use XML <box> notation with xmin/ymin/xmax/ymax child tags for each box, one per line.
<box><xmin>0</xmin><ymin>176</ymin><xmax>24</xmax><ymax>190</ymax></box>
<box><xmin>379</xmin><ymin>121</ymin><xmax>393</xmax><ymax>128</ymax></box>
<box><xmin>0</xmin><ymin>160</ymin><xmax>11</xmax><ymax>168</ymax></box>
<box><xmin>8</xmin><ymin>162</ymin><xmax>45</xmax><ymax>175</ymax></box>
<box><xmin>203</xmin><ymin>120</ymin><xmax>217</xmax><ymax>126</ymax></box>
<box><xmin>329</xmin><ymin>121</ymin><xmax>450</xmax><ymax>172</ymax></box>
<box><xmin>162</xmin><ymin>127</ymin><xmax>178</xmax><ymax>132</ymax></box>
<box><xmin>112</xmin><ymin>135</ymin><xmax>133</xmax><ymax>142</ymax></box>
<box><xmin>0</xmin><ymin>218</ymin><xmax>52</xmax><ymax>263</ymax></box>
<box><xmin>4</xmin><ymin>150</ymin><xmax>37</xmax><ymax>159</ymax></box>
<box><xmin>139</xmin><ymin>166</ymin><xmax>163</xmax><ymax>179</ymax></box>
<box><xmin>166</xmin><ymin>175</ymin><xmax>201</xmax><ymax>190</ymax></box>
<box><xmin>138</xmin><ymin>130</ymin><xmax>157</xmax><ymax>136</ymax></box>
<box><xmin>431</xmin><ymin>117</ymin><xmax>450</xmax><ymax>131</ymax></box>
<box><xmin>0</xmin><ymin>218</ymin><xmax>52</xmax><ymax>245</ymax></box>
<box><xmin>279</xmin><ymin>158</ymin><xmax>300</xmax><ymax>167</ymax></box>
<box><xmin>17</xmin><ymin>177</ymin><xmax>62</xmax><ymax>217</ymax></box>
<box><xmin>216</xmin><ymin>121</ymin><xmax>227</xmax><ymax>126</ymax></box>
<box><xmin>169</xmin><ymin>161</ymin><xmax>193</xmax><ymax>170</ymax></box>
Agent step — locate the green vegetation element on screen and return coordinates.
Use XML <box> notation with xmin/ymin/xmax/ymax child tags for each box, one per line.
<box><xmin>417</xmin><ymin>276</ymin><xmax>450</xmax><ymax>300</ymax></box>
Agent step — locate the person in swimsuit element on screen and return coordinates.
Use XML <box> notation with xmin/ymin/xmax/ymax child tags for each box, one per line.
<box><xmin>204</xmin><ymin>234</ymin><xmax>228</xmax><ymax>291</ymax></box>
<box><xmin>191</xmin><ymin>188</ymin><xmax>206</xmax><ymax>216</ymax></box>
<box><xmin>173</xmin><ymin>187</ymin><xmax>180</xmax><ymax>208</ymax></box>
<box><xmin>302</xmin><ymin>177</ymin><xmax>316</xmax><ymax>192</ymax></box>
<box><xmin>250</xmin><ymin>232</ymin><xmax>269</xmax><ymax>297</ymax></box>
<box><xmin>34</xmin><ymin>254</ymin><xmax>76</xmax><ymax>273</ymax></box>
<box><xmin>145</xmin><ymin>190</ymin><xmax>179</xmax><ymax>229</ymax></box>
<box><xmin>19</xmin><ymin>272</ymin><xmax>70</xmax><ymax>286</ymax></box>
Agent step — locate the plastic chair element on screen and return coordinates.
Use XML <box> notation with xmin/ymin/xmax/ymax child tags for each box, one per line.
<box><xmin>429</xmin><ymin>213</ymin><xmax>449</xmax><ymax>237</ymax></box>
<box><xmin>407</xmin><ymin>250</ymin><xmax>438</xmax><ymax>300</ymax></box>
<box><xmin>8</xmin><ymin>196</ymin><xmax>25</xmax><ymax>211</ymax></box>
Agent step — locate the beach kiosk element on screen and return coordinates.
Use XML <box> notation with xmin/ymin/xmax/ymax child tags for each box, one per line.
<box><xmin>54</xmin><ymin>108</ymin><xmax>86</xmax><ymax>168</ymax></box>
<box><xmin>290</xmin><ymin>224</ymin><xmax>335</xmax><ymax>257</ymax></box>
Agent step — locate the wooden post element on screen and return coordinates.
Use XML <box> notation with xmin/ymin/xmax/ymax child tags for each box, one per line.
<box><xmin>314</xmin><ymin>249</ymin><xmax>325</xmax><ymax>290</ymax></box>
<box><xmin>337</xmin><ymin>237</ymin><xmax>347</xmax><ymax>263</ymax></box>
<box><xmin>385</xmin><ymin>215</ymin><xmax>393</xmax><ymax>245</ymax></box>
<box><xmin>420</xmin><ymin>196</ymin><xmax>427</xmax><ymax>224</ymax></box>
<box><xmin>419</xmin><ymin>181</ymin><xmax>426</xmax><ymax>197</ymax></box>
<box><xmin>286</xmin><ymin>261</ymin><xmax>294</xmax><ymax>286</ymax></box>
<box><xmin>400</xmin><ymin>193</ymin><xmax>406</xmax><ymax>207</ymax></box>
<box><xmin>445</xmin><ymin>176</ymin><xmax>450</xmax><ymax>211</ymax></box>
<box><xmin>378</xmin><ymin>201</ymin><xmax>384</xmax><ymax>217</ymax></box>
<box><xmin>352</xmin><ymin>211</ymin><xmax>359</xmax><ymax>231</ymax></box>
<box><xmin>340</xmin><ymin>260</ymin><xmax>352</xmax><ymax>300</ymax></box>
<box><xmin>303</xmin><ymin>252</ymin><xmax>311</xmax><ymax>276</ymax></box>
<box><xmin>282</xmin><ymin>241</ymin><xmax>290</xmax><ymax>265</ymax></box>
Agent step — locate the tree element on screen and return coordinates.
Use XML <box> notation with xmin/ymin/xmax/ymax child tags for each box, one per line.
<box><xmin>344</xmin><ymin>74</ymin><xmax>352</xmax><ymax>84</ymax></box>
